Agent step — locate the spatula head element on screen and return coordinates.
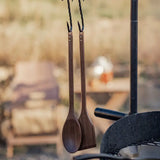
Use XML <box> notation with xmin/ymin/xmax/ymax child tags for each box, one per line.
<box><xmin>62</xmin><ymin>118</ymin><xmax>82</xmax><ymax>153</ymax></box>
<box><xmin>78</xmin><ymin>114</ymin><xmax>96</xmax><ymax>150</ymax></box>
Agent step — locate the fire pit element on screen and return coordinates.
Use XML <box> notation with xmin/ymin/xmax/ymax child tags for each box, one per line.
<box><xmin>73</xmin><ymin>0</ymin><xmax>160</xmax><ymax>159</ymax></box>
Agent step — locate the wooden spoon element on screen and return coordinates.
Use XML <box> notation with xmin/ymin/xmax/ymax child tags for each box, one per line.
<box><xmin>78</xmin><ymin>31</ymin><xmax>96</xmax><ymax>150</ymax></box>
<box><xmin>62</xmin><ymin>32</ymin><xmax>81</xmax><ymax>153</ymax></box>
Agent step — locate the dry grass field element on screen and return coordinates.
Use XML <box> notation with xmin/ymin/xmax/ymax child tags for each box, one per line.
<box><xmin>0</xmin><ymin>0</ymin><xmax>160</xmax><ymax>67</ymax></box>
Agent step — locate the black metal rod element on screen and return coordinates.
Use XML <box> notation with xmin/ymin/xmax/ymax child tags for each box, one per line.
<box><xmin>130</xmin><ymin>0</ymin><xmax>138</xmax><ymax>114</ymax></box>
<box><xmin>67</xmin><ymin>0</ymin><xmax>72</xmax><ymax>32</ymax></box>
<box><xmin>78</xmin><ymin>0</ymin><xmax>84</xmax><ymax>32</ymax></box>
<box><xmin>73</xmin><ymin>153</ymin><xmax>130</xmax><ymax>160</ymax></box>
<box><xmin>94</xmin><ymin>108</ymin><xmax>127</xmax><ymax>121</ymax></box>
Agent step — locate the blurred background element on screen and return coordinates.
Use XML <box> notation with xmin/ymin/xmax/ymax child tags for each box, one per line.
<box><xmin>0</xmin><ymin>0</ymin><xmax>160</xmax><ymax>159</ymax></box>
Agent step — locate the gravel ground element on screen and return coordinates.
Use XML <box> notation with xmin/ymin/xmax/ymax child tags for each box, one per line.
<box><xmin>0</xmin><ymin>144</ymin><xmax>100</xmax><ymax>160</ymax></box>
<box><xmin>0</xmin><ymin>145</ymin><xmax>72</xmax><ymax>160</ymax></box>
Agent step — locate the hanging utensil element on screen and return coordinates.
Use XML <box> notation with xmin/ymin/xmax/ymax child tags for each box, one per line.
<box><xmin>77</xmin><ymin>0</ymin><xmax>96</xmax><ymax>150</ymax></box>
<box><xmin>62</xmin><ymin>0</ymin><xmax>82</xmax><ymax>153</ymax></box>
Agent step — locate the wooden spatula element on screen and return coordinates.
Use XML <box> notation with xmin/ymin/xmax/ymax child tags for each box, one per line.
<box><xmin>78</xmin><ymin>31</ymin><xmax>96</xmax><ymax>150</ymax></box>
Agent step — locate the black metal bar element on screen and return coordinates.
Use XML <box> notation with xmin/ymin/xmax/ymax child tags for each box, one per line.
<box><xmin>130</xmin><ymin>0</ymin><xmax>138</xmax><ymax>114</ymax></box>
<box><xmin>67</xmin><ymin>0</ymin><xmax>72</xmax><ymax>32</ymax></box>
<box><xmin>94</xmin><ymin>108</ymin><xmax>126</xmax><ymax>121</ymax></box>
<box><xmin>78</xmin><ymin>0</ymin><xmax>84</xmax><ymax>32</ymax></box>
<box><xmin>73</xmin><ymin>154</ymin><xmax>130</xmax><ymax>160</ymax></box>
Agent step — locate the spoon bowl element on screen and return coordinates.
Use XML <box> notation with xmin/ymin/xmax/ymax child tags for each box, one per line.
<box><xmin>62</xmin><ymin>116</ymin><xmax>82</xmax><ymax>153</ymax></box>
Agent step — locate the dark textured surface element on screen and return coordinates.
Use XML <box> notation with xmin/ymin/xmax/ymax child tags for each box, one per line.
<box><xmin>100</xmin><ymin>112</ymin><xmax>160</xmax><ymax>154</ymax></box>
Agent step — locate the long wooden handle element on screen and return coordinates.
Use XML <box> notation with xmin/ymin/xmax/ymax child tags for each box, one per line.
<box><xmin>68</xmin><ymin>32</ymin><xmax>74</xmax><ymax>114</ymax></box>
<box><xmin>79</xmin><ymin>31</ymin><xmax>87</xmax><ymax>114</ymax></box>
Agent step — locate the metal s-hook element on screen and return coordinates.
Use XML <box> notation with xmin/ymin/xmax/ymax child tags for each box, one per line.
<box><xmin>78</xmin><ymin>0</ymin><xmax>84</xmax><ymax>32</ymax></box>
<box><xmin>62</xmin><ymin>0</ymin><xmax>73</xmax><ymax>32</ymax></box>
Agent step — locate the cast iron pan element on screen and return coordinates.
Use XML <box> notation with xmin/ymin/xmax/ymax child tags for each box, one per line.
<box><xmin>94</xmin><ymin>108</ymin><xmax>160</xmax><ymax>153</ymax></box>
<box><xmin>73</xmin><ymin>111</ymin><xmax>160</xmax><ymax>160</ymax></box>
<box><xmin>100</xmin><ymin>111</ymin><xmax>160</xmax><ymax>154</ymax></box>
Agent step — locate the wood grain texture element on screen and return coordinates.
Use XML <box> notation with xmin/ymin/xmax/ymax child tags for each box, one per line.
<box><xmin>78</xmin><ymin>113</ymin><xmax>96</xmax><ymax>150</ymax></box>
<box><xmin>78</xmin><ymin>31</ymin><xmax>96</xmax><ymax>150</ymax></box>
<box><xmin>62</xmin><ymin>116</ymin><xmax>81</xmax><ymax>153</ymax></box>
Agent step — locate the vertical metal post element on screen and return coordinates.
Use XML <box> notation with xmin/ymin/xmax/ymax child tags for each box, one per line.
<box><xmin>130</xmin><ymin>0</ymin><xmax>138</xmax><ymax>114</ymax></box>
